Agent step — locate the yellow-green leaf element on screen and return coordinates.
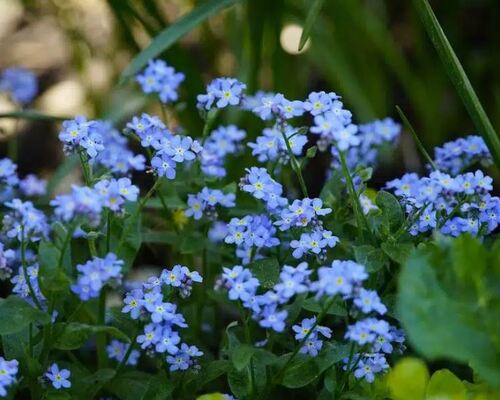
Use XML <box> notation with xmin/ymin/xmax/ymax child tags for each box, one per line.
<box><xmin>426</xmin><ymin>370</ymin><xmax>467</xmax><ymax>400</ymax></box>
<box><xmin>386</xmin><ymin>357</ymin><xmax>429</xmax><ymax>400</ymax></box>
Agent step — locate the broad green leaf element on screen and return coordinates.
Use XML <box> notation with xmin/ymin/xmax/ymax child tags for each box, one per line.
<box><xmin>199</xmin><ymin>360</ymin><xmax>230</xmax><ymax>386</ymax></box>
<box><xmin>179</xmin><ymin>232</ymin><xmax>208</xmax><ymax>254</ymax></box>
<box><xmin>413</xmin><ymin>0</ymin><xmax>500</xmax><ymax>169</ymax></box>
<box><xmin>426</xmin><ymin>369</ymin><xmax>467</xmax><ymax>400</ymax></box>
<box><xmin>52</xmin><ymin>322</ymin><xmax>130</xmax><ymax>350</ymax></box>
<box><xmin>231</xmin><ymin>344</ymin><xmax>255</xmax><ymax>372</ymax></box>
<box><xmin>108</xmin><ymin>371</ymin><xmax>172</xmax><ymax>400</ymax></box>
<box><xmin>302</xmin><ymin>297</ymin><xmax>347</xmax><ymax>317</ymax></box>
<box><xmin>354</xmin><ymin>245</ymin><xmax>389</xmax><ymax>272</ymax></box>
<box><xmin>1</xmin><ymin>327</ymin><xmax>43</xmax><ymax>378</ymax></box>
<box><xmin>386</xmin><ymin>357</ymin><xmax>429</xmax><ymax>400</ymax></box>
<box><xmin>376</xmin><ymin>191</ymin><xmax>404</xmax><ymax>232</ymax></box>
<box><xmin>114</xmin><ymin>202</ymin><xmax>143</xmax><ymax>272</ymax></box>
<box><xmin>248</xmin><ymin>257</ymin><xmax>280</xmax><ymax>289</ymax></box>
<box><xmin>381</xmin><ymin>242</ymin><xmax>414</xmax><ymax>264</ymax></box>
<box><xmin>298</xmin><ymin>0</ymin><xmax>324</xmax><ymax>51</ymax></box>
<box><xmin>0</xmin><ymin>296</ymin><xmax>50</xmax><ymax>335</ymax></box>
<box><xmin>120</xmin><ymin>0</ymin><xmax>242</xmax><ymax>82</ymax></box>
<box><xmin>281</xmin><ymin>343</ymin><xmax>350</xmax><ymax>389</ymax></box>
<box><xmin>227</xmin><ymin>367</ymin><xmax>251</xmax><ymax>398</ymax></box>
<box><xmin>397</xmin><ymin>237</ymin><xmax>500</xmax><ymax>387</ymax></box>
<box><xmin>38</xmin><ymin>239</ymin><xmax>71</xmax><ymax>295</ymax></box>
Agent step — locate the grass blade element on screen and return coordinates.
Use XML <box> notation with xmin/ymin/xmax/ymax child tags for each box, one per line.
<box><xmin>298</xmin><ymin>0</ymin><xmax>324</xmax><ymax>51</ymax></box>
<box><xmin>120</xmin><ymin>0</ymin><xmax>242</xmax><ymax>83</ymax></box>
<box><xmin>414</xmin><ymin>0</ymin><xmax>500</xmax><ymax>169</ymax></box>
<box><xmin>0</xmin><ymin>110</ymin><xmax>70</xmax><ymax>122</ymax></box>
<box><xmin>396</xmin><ymin>106</ymin><xmax>437</xmax><ymax>170</ymax></box>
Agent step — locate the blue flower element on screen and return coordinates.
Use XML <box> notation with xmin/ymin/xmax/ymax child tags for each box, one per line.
<box><xmin>107</xmin><ymin>340</ymin><xmax>140</xmax><ymax>366</ymax></box>
<box><xmin>0</xmin><ymin>67</ymin><xmax>38</xmax><ymax>104</ymax></box>
<box><xmin>258</xmin><ymin>304</ymin><xmax>288</xmax><ymax>332</ymax></box>
<box><xmin>136</xmin><ymin>59</ymin><xmax>185</xmax><ymax>103</ymax></box>
<box><xmin>354</xmin><ymin>289</ymin><xmax>387</xmax><ymax>315</ymax></box>
<box><xmin>45</xmin><ymin>363</ymin><xmax>71</xmax><ymax>389</ymax></box>
<box><xmin>0</xmin><ymin>158</ymin><xmax>19</xmax><ymax>187</ymax></box>
<box><xmin>71</xmin><ymin>254</ymin><xmax>123</xmax><ymax>301</ymax></box>
<box><xmin>197</xmin><ymin>77</ymin><xmax>246</xmax><ymax>110</ymax></box>
<box><xmin>0</xmin><ymin>357</ymin><xmax>18</xmax><ymax>397</ymax></box>
<box><xmin>151</xmin><ymin>154</ymin><xmax>176</xmax><ymax>179</ymax></box>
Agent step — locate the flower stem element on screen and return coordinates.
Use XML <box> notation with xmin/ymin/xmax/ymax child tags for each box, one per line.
<box><xmin>278</xmin><ymin>124</ymin><xmax>308</xmax><ymax>197</ymax></box>
<box><xmin>20</xmin><ymin>227</ymin><xmax>42</xmax><ymax>310</ymax></box>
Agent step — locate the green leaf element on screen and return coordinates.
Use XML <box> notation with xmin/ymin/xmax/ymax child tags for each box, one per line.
<box><xmin>302</xmin><ymin>297</ymin><xmax>347</xmax><ymax>317</ymax></box>
<box><xmin>247</xmin><ymin>257</ymin><xmax>280</xmax><ymax>289</ymax></box>
<box><xmin>38</xmin><ymin>239</ymin><xmax>71</xmax><ymax>295</ymax></box>
<box><xmin>298</xmin><ymin>0</ymin><xmax>324</xmax><ymax>51</ymax></box>
<box><xmin>0</xmin><ymin>110</ymin><xmax>70</xmax><ymax>121</ymax></box>
<box><xmin>281</xmin><ymin>343</ymin><xmax>350</xmax><ymax>389</ymax></box>
<box><xmin>231</xmin><ymin>344</ymin><xmax>255</xmax><ymax>372</ymax></box>
<box><xmin>397</xmin><ymin>237</ymin><xmax>500</xmax><ymax>387</ymax></box>
<box><xmin>228</xmin><ymin>367</ymin><xmax>251</xmax><ymax>398</ymax></box>
<box><xmin>376</xmin><ymin>191</ymin><xmax>404</xmax><ymax>232</ymax></box>
<box><xmin>120</xmin><ymin>0</ymin><xmax>242</xmax><ymax>82</ymax></box>
<box><xmin>386</xmin><ymin>357</ymin><xmax>429</xmax><ymax>400</ymax></box>
<box><xmin>426</xmin><ymin>369</ymin><xmax>467</xmax><ymax>400</ymax></box>
<box><xmin>52</xmin><ymin>323</ymin><xmax>130</xmax><ymax>350</ymax></box>
<box><xmin>114</xmin><ymin>202</ymin><xmax>143</xmax><ymax>272</ymax></box>
<box><xmin>199</xmin><ymin>360</ymin><xmax>230</xmax><ymax>386</ymax></box>
<box><xmin>381</xmin><ymin>242</ymin><xmax>414</xmax><ymax>264</ymax></box>
<box><xmin>354</xmin><ymin>245</ymin><xmax>389</xmax><ymax>272</ymax></box>
<box><xmin>108</xmin><ymin>371</ymin><xmax>173</xmax><ymax>400</ymax></box>
<box><xmin>179</xmin><ymin>232</ymin><xmax>208</xmax><ymax>254</ymax></box>
<box><xmin>413</xmin><ymin>0</ymin><xmax>500</xmax><ymax>169</ymax></box>
<box><xmin>197</xmin><ymin>395</ymin><xmax>226</xmax><ymax>400</ymax></box>
<box><xmin>0</xmin><ymin>296</ymin><xmax>50</xmax><ymax>335</ymax></box>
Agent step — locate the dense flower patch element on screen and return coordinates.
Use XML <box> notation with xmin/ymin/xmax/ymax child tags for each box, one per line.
<box><xmin>0</xmin><ymin>58</ymin><xmax>499</xmax><ymax>400</ymax></box>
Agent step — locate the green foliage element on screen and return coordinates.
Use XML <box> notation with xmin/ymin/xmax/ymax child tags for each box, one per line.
<box><xmin>0</xmin><ymin>296</ymin><xmax>50</xmax><ymax>335</ymax></box>
<box><xmin>397</xmin><ymin>235</ymin><xmax>500</xmax><ymax>386</ymax></box>
<box><xmin>247</xmin><ymin>257</ymin><xmax>280</xmax><ymax>289</ymax></box>
<box><xmin>120</xmin><ymin>0</ymin><xmax>242</xmax><ymax>82</ymax></box>
<box><xmin>52</xmin><ymin>322</ymin><xmax>130</xmax><ymax>350</ymax></box>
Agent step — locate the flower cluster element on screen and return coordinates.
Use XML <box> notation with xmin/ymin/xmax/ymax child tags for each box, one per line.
<box><xmin>197</xmin><ymin>77</ymin><xmax>246</xmax><ymax>110</ymax></box>
<box><xmin>19</xmin><ymin>174</ymin><xmax>47</xmax><ymax>197</ymax></box>
<box><xmin>71</xmin><ymin>253</ymin><xmax>123</xmax><ymax>301</ymax></box>
<box><xmin>0</xmin><ymin>67</ymin><xmax>38</xmax><ymax>104</ymax></box>
<box><xmin>201</xmin><ymin>125</ymin><xmax>246</xmax><ymax>177</ymax></box>
<box><xmin>432</xmin><ymin>135</ymin><xmax>492</xmax><ymax>175</ymax></box>
<box><xmin>136</xmin><ymin>59</ymin><xmax>185</xmax><ymax>103</ymax></box>
<box><xmin>386</xmin><ymin>169</ymin><xmax>500</xmax><ymax>236</ymax></box>
<box><xmin>0</xmin><ymin>158</ymin><xmax>47</xmax><ymax>202</ymax></box>
<box><xmin>107</xmin><ymin>340</ymin><xmax>140</xmax><ymax>366</ymax></box>
<box><xmin>224</xmin><ymin>215</ymin><xmax>279</xmax><ymax>264</ymax></box>
<box><xmin>11</xmin><ymin>264</ymin><xmax>45</xmax><ymax>305</ymax></box>
<box><xmin>126</xmin><ymin>113</ymin><xmax>202</xmax><ymax>179</ymax></box>
<box><xmin>121</xmin><ymin>265</ymin><xmax>203</xmax><ymax>371</ymax></box>
<box><xmin>330</xmin><ymin>118</ymin><xmax>401</xmax><ymax>169</ymax></box>
<box><xmin>251</xmin><ymin>92</ymin><xmax>305</xmax><ymax>121</ymax></box>
<box><xmin>185</xmin><ymin>187</ymin><xmax>235</xmax><ymax>220</ymax></box>
<box><xmin>240</xmin><ymin>167</ymin><xmax>287</xmax><ymax>212</ymax></box>
<box><xmin>0</xmin><ymin>243</ymin><xmax>15</xmax><ymax>280</ymax></box>
<box><xmin>2</xmin><ymin>199</ymin><xmax>48</xmax><ymax>242</ymax></box>
<box><xmin>0</xmin><ymin>357</ymin><xmax>18</xmax><ymax>397</ymax></box>
<box><xmin>59</xmin><ymin>116</ymin><xmax>105</xmax><ymax>159</ymax></box>
<box><xmin>248</xmin><ymin>125</ymin><xmax>307</xmax><ymax>164</ymax></box>
<box><xmin>292</xmin><ymin>317</ymin><xmax>332</xmax><ymax>356</ymax></box>
<box><xmin>92</xmin><ymin>122</ymin><xmax>146</xmax><ymax>176</ymax></box>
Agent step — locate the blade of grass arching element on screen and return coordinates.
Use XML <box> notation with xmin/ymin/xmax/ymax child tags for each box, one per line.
<box><xmin>120</xmin><ymin>0</ymin><xmax>242</xmax><ymax>83</ymax></box>
<box><xmin>414</xmin><ymin>0</ymin><xmax>500</xmax><ymax>169</ymax></box>
<box><xmin>396</xmin><ymin>106</ymin><xmax>437</xmax><ymax>170</ymax></box>
<box><xmin>0</xmin><ymin>110</ymin><xmax>70</xmax><ymax>122</ymax></box>
<box><xmin>298</xmin><ymin>0</ymin><xmax>325</xmax><ymax>51</ymax></box>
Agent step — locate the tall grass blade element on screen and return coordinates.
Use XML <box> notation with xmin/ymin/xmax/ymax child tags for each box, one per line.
<box><xmin>396</xmin><ymin>106</ymin><xmax>437</xmax><ymax>170</ymax></box>
<box><xmin>414</xmin><ymin>0</ymin><xmax>500</xmax><ymax>169</ymax></box>
<box><xmin>0</xmin><ymin>110</ymin><xmax>70</xmax><ymax>122</ymax></box>
<box><xmin>120</xmin><ymin>0</ymin><xmax>242</xmax><ymax>83</ymax></box>
<box><xmin>299</xmin><ymin>0</ymin><xmax>324</xmax><ymax>51</ymax></box>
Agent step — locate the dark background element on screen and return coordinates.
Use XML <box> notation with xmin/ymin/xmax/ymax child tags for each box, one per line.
<box><xmin>0</xmin><ymin>0</ymin><xmax>498</xmax><ymax>191</ymax></box>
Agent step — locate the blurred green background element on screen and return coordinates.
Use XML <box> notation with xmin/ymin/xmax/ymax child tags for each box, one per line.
<box><xmin>0</xmin><ymin>0</ymin><xmax>498</xmax><ymax>185</ymax></box>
